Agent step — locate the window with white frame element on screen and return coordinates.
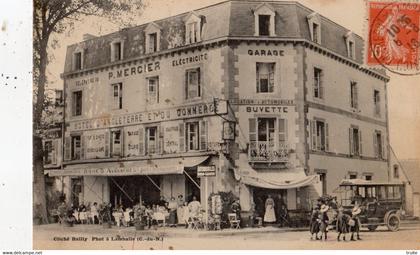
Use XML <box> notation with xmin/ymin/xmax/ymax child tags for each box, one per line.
<box><xmin>374</xmin><ymin>89</ymin><xmax>381</xmax><ymax>116</ymax></box>
<box><xmin>111</xmin><ymin>41</ymin><xmax>123</xmax><ymax>62</ymax></box>
<box><xmin>111</xmin><ymin>83</ymin><xmax>123</xmax><ymax>110</ymax></box>
<box><xmin>313</xmin><ymin>67</ymin><xmax>323</xmax><ymax>99</ymax></box>
<box><xmin>145</xmin><ymin>22</ymin><xmax>161</xmax><ymax>53</ymax></box>
<box><xmin>186</xmin><ymin>122</ymin><xmax>199</xmax><ymax>151</ymax></box>
<box><xmin>147</xmin><ymin>76</ymin><xmax>159</xmax><ymax>104</ymax></box>
<box><xmin>348</xmin><ymin>172</ymin><xmax>357</xmax><ymax>179</ymax></box>
<box><xmin>146</xmin><ymin>126</ymin><xmax>158</xmax><ymax>154</ymax></box>
<box><xmin>71</xmin><ymin>135</ymin><xmax>82</xmax><ymax>160</ymax></box>
<box><xmin>44</xmin><ymin>140</ymin><xmax>54</xmax><ymax>165</ymax></box>
<box><xmin>253</xmin><ymin>3</ymin><xmax>276</xmax><ymax>37</ymax></box>
<box><xmin>185</xmin><ymin>67</ymin><xmax>201</xmax><ymax>99</ymax></box>
<box><xmin>73</xmin><ymin>51</ymin><xmax>83</xmax><ymax>71</ymax></box>
<box><xmin>345</xmin><ymin>32</ymin><xmax>356</xmax><ymax>59</ymax></box>
<box><xmin>374</xmin><ymin>130</ymin><xmax>384</xmax><ymax>159</ymax></box>
<box><xmin>72</xmin><ymin>90</ymin><xmax>83</xmax><ymax>116</ymax></box>
<box><xmin>184</xmin><ymin>13</ymin><xmax>201</xmax><ymax>45</ymax></box>
<box><xmin>349</xmin><ymin>126</ymin><xmax>362</xmax><ymax>156</ymax></box>
<box><xmin>307</xmin><ymin>13</ymin><xmax>321</xmax><ymax>43</ymax></box>
<box><xmin>310</xmin><ymin>119</ymin><xmax>329</xmax><ymax>152</ymax></box>
<box><xmin>256</xmin><ymin>62</ymin><xmax>275</xmax><ymax>93</ymax></box>
<box><xmin>111</xmin><ymin>130</ymin><xmax>122</xmax><ymax>157</ymax></box>
<box><xmin>248</xmin><ymin>118</ymin><xmax>288</xmax><ymax>162</ymax></box>
<box><xmin>350</xmin><ymin>81</ymin><xmax>358</xmax><ymax>109</ymax></box>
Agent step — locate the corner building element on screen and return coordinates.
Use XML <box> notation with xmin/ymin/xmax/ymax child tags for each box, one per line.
<box><xmin>51</xmin><ymin>1</ymin><xmax>390</xmax><ymax>218</ymax></box>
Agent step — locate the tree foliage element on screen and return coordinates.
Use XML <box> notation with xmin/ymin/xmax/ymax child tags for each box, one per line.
<box><xmin>32</xmin><ymin>0</ymin><xmax>146</xmax><ymax>224</ymax></box>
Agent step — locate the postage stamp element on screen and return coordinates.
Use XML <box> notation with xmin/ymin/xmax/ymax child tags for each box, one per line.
<box><xmin>367</xmin><ymin>1</ymin><xmax>420</xmax><ymax>75</ymax></box>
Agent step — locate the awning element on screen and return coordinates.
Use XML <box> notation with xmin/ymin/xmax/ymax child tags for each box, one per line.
<box><xmin>45</xmin><ymin>156</ymin><xmax>209</xmax><ymax>177</ymax></box>
<box><xmin>241</xmin><ymin>174</ymin><xmax>318</xmax><ymax>189</ymax></box>
<box><xmin>236</xmin><ymin>154</ymin><xmax>318</xmax><ymax>189</ymax></box>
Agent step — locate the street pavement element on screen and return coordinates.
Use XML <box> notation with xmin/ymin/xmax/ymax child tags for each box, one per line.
<box><xmin>33</xmin><ymin>221</ymin><xmax>420</xmax><ymax>250</ymax></box>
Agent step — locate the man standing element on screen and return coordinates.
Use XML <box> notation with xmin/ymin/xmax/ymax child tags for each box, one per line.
<box><xmin>350</xmin><ymin>202</ymin><xmax>362</xmax><ymax>241</ymax></box>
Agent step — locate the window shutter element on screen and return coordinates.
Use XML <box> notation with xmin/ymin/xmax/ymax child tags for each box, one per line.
<box><xmin>310</xmin><ymin>120</ymin><xmax>316</xmax><ymax>150</ymax></box>
<box><xmin>120</xmin><ymin>129</ymin><xmax>124</xmax><ymax>156</ymax></box>
<box><xmin>359</xmin><ymin>130</ymin><xmax>363</xmax><ymax>155</ymax></box>
<box><xmin>138</xmin><ymin>126</ymin><xmax>144</xmax><ymax>156</ymax></box>
<box><xmin>381</xmin><ymin>133</ymin><xmax>386</xmax><ymax>159</ymax></box>
<box><xmin>185</xmin><ymin>24</ymin><xmax>190</xmax><ymax>45</ymax></box>
<box><xmin>278</xmin><ymin>118</ymin><xmax>286</xmax><ymax>143</ymax></box>
<box><xmin>185</xmin><ymin>72</ymin><xmax>189</xmax><ymax>99</ymax></box>
<box><xmin>197</xmin><ymin>67</ymin><xmax>201</xmax><ymax>97</ymax></box>
<box><xmin>52</xmin><ymin>140</ymin><xmax>58</xmax><ymax>165</ymax></box>
<box><xmin>179</xmin><ymin>123</ymin><xmax>185</xmax><ymax>152</ymax></box>
<box><xmin>156</xmin><ymin>78</ymin><xmax>160</xmax><ymax>103</ymax></box>
<box><xmin>319</xmin><ymin>70</ymin><xmax>324</xmax><ymax>99</ymax></box>
<box><xmin>269</xmin><ymin>63</ymin><xmax>275</xmax><ymax>92</ymax></box>
<box><xmin>104</xmin><ymin>131</ymin><xmax>110</xmax><ymax>157</ymax></box>
<box><xmin>200</xmin><ymin>120</ymin><xmax>208</xmax><ymax>151</ymax></box>
<box><xmin>325</xmin><ymin>123</ymin><xmax>329</xmax><ymax>151</ymax></box>
<box><xmin>354</xmin><ymin>85</ymin><xmax>358</xmax><ymax>109</ymax></box>
<box><xmin>158</xmin><ymin>125</ymin><xmax>164</xmax><ymax>154</ymax></box>
<box><xmin>80</xmin><ymin>135</ymin><xmax>85</xmax><ymax>160</ymax></box>
<box><xmin>64</xmin><ymin>137</ymin><xmax>71</xmax><ymax>161</ymax></box>
<box><xmin>256</xmin><ymin>64</ymin><xmax>260</xmax><ymax>93</ymax></box>
<box><xmin>349</xmin><ymin>128</ymin><xmax>354</xmax><ymax>156</ymax></box>
<box><xmin>249</xmin><ymin>118</ymin><xmax>256</xmax><ymax>142</ymax></box>
<box><xmin>373</xmin><ymin>132</ymin><xmax>378</xmax><ymax>158</ymax></box>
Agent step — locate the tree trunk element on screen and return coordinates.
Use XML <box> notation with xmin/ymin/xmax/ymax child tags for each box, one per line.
<box><xmin>33</xmin><ymin>135</ymin><xmax>49</xmax><ymax>224</ymax></box>
<box><xmin>33</xmin><ymin>37</ymin><xmax>49</xmax><ymax>225</ymax></box>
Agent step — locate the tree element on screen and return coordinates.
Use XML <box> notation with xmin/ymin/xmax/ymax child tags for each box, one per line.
<box><xmin>33</xmin><ymin>0</ymin><xmax>146</xmax><ymax>224</ymax></box>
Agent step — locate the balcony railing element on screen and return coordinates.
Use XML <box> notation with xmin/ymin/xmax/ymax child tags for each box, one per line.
<box><xmin>249</xmin><ymin>141</ymin><xmax>288</xmax><ymax>162</ymax></box>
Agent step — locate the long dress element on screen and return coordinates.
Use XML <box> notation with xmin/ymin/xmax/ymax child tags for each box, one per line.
<box><xmin>168</xmin><ymin>201</ymin><xmax>178</xmax><ymax>225</ymax></box>
<box><xmin>264</xmin><ymin>198</ymin><xmax>276</xmax><ymax>223</ymax></box>
<box><xmin>176</xmin><ymin>198</ymin><xmax>184</xmax><ymax>224</ymax></box>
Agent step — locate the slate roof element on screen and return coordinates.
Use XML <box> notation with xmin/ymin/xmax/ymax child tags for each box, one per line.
<box><xmin>63</xmin><ymin>1</ymin><xmax>373</xmax><ymax>74</ymax></box>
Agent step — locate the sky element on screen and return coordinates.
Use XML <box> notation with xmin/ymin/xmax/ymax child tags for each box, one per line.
<box><xmin>46</xmin><ymin>0</ymin><xmax>420</xmax><ymax>161</ymax></box>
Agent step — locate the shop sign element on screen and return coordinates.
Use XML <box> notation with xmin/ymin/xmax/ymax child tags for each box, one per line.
<box><xmin>231</xmin><ymin>99</ymin><xmax>294</xmax><ymax>105</ymax></box>
<box><xmin>124</xmin><ymin>126</ymin><xmax>140</xmax><ymax>157</ymax></box>
<box><xmin>85</xmin><ymin>130</ymin><xmax>107</xmax><ymax>159</ymax></box>
<box><xmin>245</xmin><ymin>106</ymin><xmax>289</xmax><ymax>113</ymax></box>
<box><xmin>222</xmin><ymin>121</ymin><xmax>235</xmax><ymax>141</ymax></box>
<box><xmin>69</xmin><ymin>100</ymin><xmax>228</xmax><ymax>131</ymax></box>
<box><xmin>247</xmin><ymin>49</ymin><xmax>285</xmax><ymax>56</ymax></box>
<box><xmin>172</xmin><ymin>53</ymin><xmax>208</xmax><ymax>67</ymax></box>
<box><xmin>197</xmin><ymin>165</ymin><xmax>216</xmax><ymax>177</ymax></box>
<box><xmin>108</xmin><ymin>61</ymin><xmax>160</xmax><ymax>80</ymax></box>
<box><xmin>75</xmin><ymin>77</ymin><xmax>99</xmax><ymax>87</ymax></box>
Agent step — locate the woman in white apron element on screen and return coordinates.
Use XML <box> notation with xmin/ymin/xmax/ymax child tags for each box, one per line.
<box><xmin>264</xmin><ymin>195</ymin><xmax>276</xmax><ymax>224</ymax></box>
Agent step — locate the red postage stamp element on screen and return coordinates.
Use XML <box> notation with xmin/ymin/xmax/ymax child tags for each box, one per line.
<box><xmin>367</xmin><ymin>1</ymin><xmax>420</xmax><ymax>75</ymax></box>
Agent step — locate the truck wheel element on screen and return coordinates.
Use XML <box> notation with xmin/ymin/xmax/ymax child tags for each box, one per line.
<box><xmin>367</xmin><ymin>225</ymin><xmax>378</xmax><ymax>231</ymax></box>
<box><xmin>386</xmin><ymin>213</ymin><xmax>400</xmax><ymax>232</ymax></box>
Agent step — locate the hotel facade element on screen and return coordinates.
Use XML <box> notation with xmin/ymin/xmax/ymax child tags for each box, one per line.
<box><xmin>47</xmin><ymin>0</ymin><xmax>390</xmax><ymax>216</ymax></box>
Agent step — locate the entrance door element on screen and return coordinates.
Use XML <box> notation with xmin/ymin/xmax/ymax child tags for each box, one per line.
<box><xmin>253</xmin><ymin>187</ymin><xmax>287</xmax><ymax>223</ymax></box>
<box><xmin>71</xmin><ymin>177</ymin><xmax>83</xmax><ymax>207</ymax></box>
<box><xmin>109</xmin><ymin>176</ymin><xmax>161</xmax><ymax>208</ymax></box>
<box><xmin>185</xmin><ymin>170</ymin><xmax>201</xmax><ymax>203</ymax></box>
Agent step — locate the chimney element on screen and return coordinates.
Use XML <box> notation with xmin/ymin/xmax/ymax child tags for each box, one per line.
<box><xmin>83</xmin><ymin>33</ymin><xmax>96</xmax><ymax>41</ymax></box>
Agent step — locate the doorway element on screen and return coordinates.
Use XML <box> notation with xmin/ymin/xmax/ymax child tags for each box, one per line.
<box><xmin>252</xmin><ymin>187</ymin><xmax>287</xmax><ymax>223</ymax></box>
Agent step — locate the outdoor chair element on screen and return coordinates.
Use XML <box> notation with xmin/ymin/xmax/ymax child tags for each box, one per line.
<box><xmin>228</xmin><ymin>213</ymin><xmax>240</xmax><ymax>229</ymax></box>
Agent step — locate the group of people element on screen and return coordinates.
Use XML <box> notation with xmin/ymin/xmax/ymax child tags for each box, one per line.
<box><xmin>112</xmin><ymin>195</ymin><xmax>203</xmax><ymax>228</ymax></box>
<box><xmin>310</xmin><ymin>198</ymin><xmax>362</xmax><ymax>241</ymax></box>
<box><xmin>57</xmin><ymin>201</ymin><xmax>101</xmax><ymax>225</ymax></box>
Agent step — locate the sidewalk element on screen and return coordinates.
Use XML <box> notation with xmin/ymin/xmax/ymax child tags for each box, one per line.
<box><xmin>34</xmin><ymin>223</ymin><xmax>308</xmax><ymax>238</ymax></box>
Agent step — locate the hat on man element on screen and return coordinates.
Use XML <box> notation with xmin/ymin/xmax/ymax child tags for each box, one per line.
<box><xmin>320</xmin><ymin>204</ymin><xmax>329</xmax><ymax>213</ymax></box>
<box><xmin>352</xmin><ymin>205</ymin><xmax>361</xmax><ymax>216</ymax></box>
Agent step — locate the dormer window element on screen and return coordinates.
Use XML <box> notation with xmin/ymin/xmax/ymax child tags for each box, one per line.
<box><xmin>184</xmin><ymin>13</ymin><xmax>202</xmax><ymax>45</ymax></box>
<box><xmin>307</xmin><ymin>13</ymin><xmax>321</xmax><ymax>44</ymax></box>
<box><xmin>111</xmin><ymin>40</ymin><xmax>123</xmax><ymax>62</ymax></box>
<box><xmin>72</xmin><ymin>48</ymin><xmax>83</xmax><ymax>71</ymax></box>
<box><xmin>253</xmin><ymin>3</ymin><xmax>276</xmax><ymax>36</ymax></box>
<box><xmin>145</xmin><ymin>22</ymin><xmax>161</xmax><ymax>54</ymax></box>
<box><xmin>345</xmin><ymin>32</ymin><xmax>356</xmax><ymax>59</ymax></box>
